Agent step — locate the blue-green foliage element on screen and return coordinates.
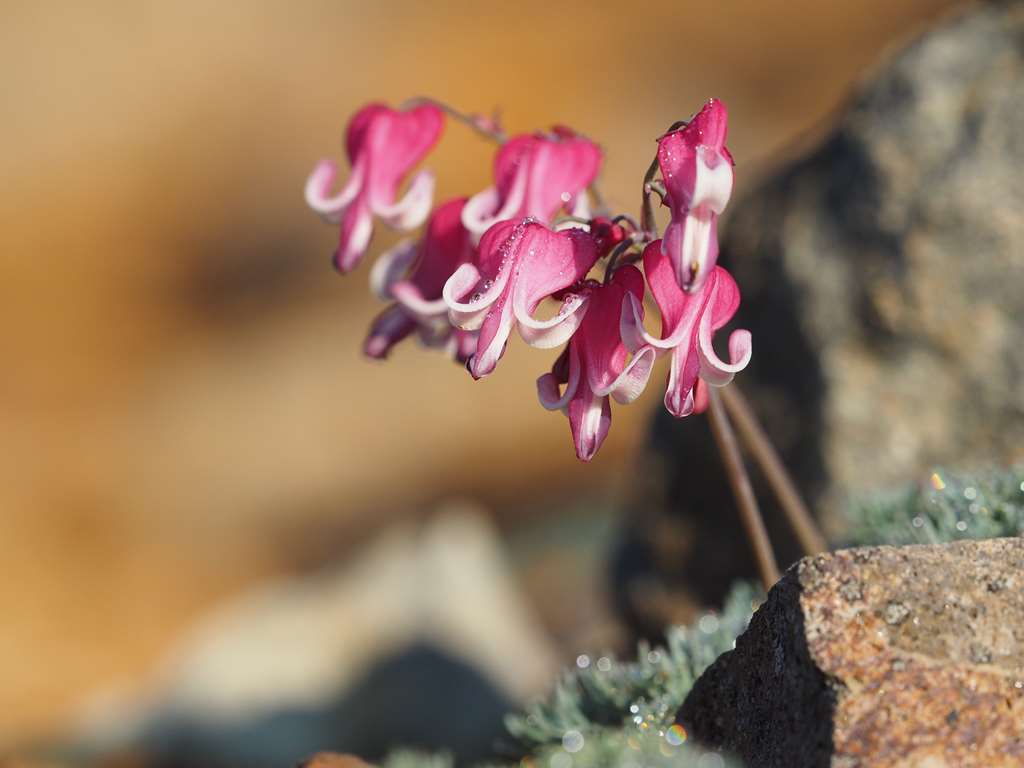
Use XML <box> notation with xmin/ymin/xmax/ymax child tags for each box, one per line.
<box><xmin>505</xmin><ymin>582</ymin><xmax>760</xmax><ymax>754</ymax></box>
<box><xmin>846</xmin><ymin>466</ymin><xmax>1024</xmax><ymax>546</ymax></box>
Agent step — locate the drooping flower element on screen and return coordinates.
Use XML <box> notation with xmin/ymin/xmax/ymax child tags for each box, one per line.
<box><xmin>443</xmin><ymin>218</ymin><xmax>599</xmax><ymax>379</ymax></box>
<box><xmin>622</xmin><ymin>240</ymin><xmax>751</xmax><ymax>418</ymax></box>
<box><xmin>305</xmin><ymin>102</ymin><xmax>444</xmax><ymax>273</ymax></box>
<box><xmin>657</xmin><ymin>98</ymin><xmax>734</xmax><ymax>292</ymax></box>
<box><xmin>461</xmin><ymin>128</ymin><xmax>602</xmax><ymax>239</ymax></box>
<box><xmin>537</xmin><ymin>266</ymin><xmax>656</xmax><ymax>461</ymax></box>
<box><xmin>364</xmin><ymin>198</ymin><xmax>478</xmax><ymax>362</ymax></box>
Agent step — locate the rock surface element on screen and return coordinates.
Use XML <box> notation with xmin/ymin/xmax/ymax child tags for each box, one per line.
<box><xmin>621</xmin><ymin>1</ymin><xmax>1024</xmax><ymax>625</ymax></box>
<box><xmin>678</xmin><ymin>538</ymin><xmax>1024</xmax><ymax>767</ymax></box>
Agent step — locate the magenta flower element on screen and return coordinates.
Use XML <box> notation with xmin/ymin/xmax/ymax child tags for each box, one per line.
<box><xmin>443</xmin><ymin>218</ymin><xmax>599</xmax><ymax>379</ymax></box>
<box><xmin>365</xmin><ymin>198</ymin><xmax>478</xmax><ymax>362</ymax></box>
<box><xmin>622</xmin><ymin>240</ymin><xmax>751</xmax><ymax>418</ymax></box>
<box><xmin>658</xmin><ymin>98</ymin><xmax>734</xmax><ymax>292</ymax></box>
<box><xmin>305</xmin><ymin>103</ymin><xmax>444</xmax><ymax>273</ymax></box>
<box><xmin>461</xmin><ymin>128</ymin><xmax>602</xmax><ymax>238</ymax></box>
<box><xmin>537</xmin><ymin>266</ymin><xmax>656</xmax><ymax>461</ymax></box>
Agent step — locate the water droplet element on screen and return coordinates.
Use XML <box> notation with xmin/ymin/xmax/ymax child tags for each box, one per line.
<box><xmin>469</xmin><ymin>292</ymin><xmax>482</xmax><ymax>302</ymax></box>
<box><xmin>596</xmin><ymin>656</ymin><xmax>612</xmax><ymax>672</ymax></box>
<box><xmin>964</xmin><ymin>487</ymin><xmax>978</xmax><ymax>501</ymax></box>
<box><xmin>562</xmin><ymin>730</ymin><xmax>584</xmax><ymax>753</ymax></box>
<box><xmin>956</xmin><ymin>521</ymin><xmax>968</xmax><ymax>532</ymax></box>
<box><xmin>481</xmin><ymin>279</ymin><xmax>493</xmax><ymax>290</ymax></box>
<box><xmin>575</xmin><ymin>654</ymin><xmax>590</xmax><ymax>669</ymax></box>
<box><xmin>699</xmin><ymin>614</ymin><xmax>720</xmax><ymax>634</ymax></box>
<box><xmin>647</xmin><ymin>650</ymin><xmax>661</xmax><ymax>664</ymax></box>
<box><xmin>912</xmin><ymin>516</ymin><xmax>924</xmax><ymax>528</ymax></box>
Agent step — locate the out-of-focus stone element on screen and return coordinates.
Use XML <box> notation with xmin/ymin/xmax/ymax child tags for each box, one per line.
<box><xmin>624</xmin><ymin>1</ymin><xmax>1024</xmax><ymax>625</ymax></box>
<box><xmin>678</xmin><ymin>538</ymin><xmax>1024</xmax><ymax>767</ymax></box>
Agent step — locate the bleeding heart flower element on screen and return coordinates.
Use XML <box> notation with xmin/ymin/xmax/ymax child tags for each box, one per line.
<box><xmin>305</xmin><ymin>102</ymin><xmax>444</xmax><ymax>273</ymax></box>
<box><xmin>443</xmin><ymin>218</ymin><xmax>599</xmax><ymax>379</ymax></box>
<box><xmin>537</xmin><ymin>266</ymin><xmax>656</xmax><ymax>461</ymax></box>
<box><xmin>462</xmin><ymin>129</ymin><xmax>602</xmax><ymax>239</ymax></box>
<box><xmin>622</xmin><ymin>240</ymin><xmax>751</xmax><ymax>418</ymax></box>
<box><xmin>365</xmin><ymin>198</ymin><xmax>478</xmax><ymax>362</ymax></box>
<box><xmin>658</xmin><ymin>98</ymin><xmax>734</xmax><ymax>292</ymax></box>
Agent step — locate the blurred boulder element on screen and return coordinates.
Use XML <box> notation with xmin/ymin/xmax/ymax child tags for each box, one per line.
<box><xmin>678</xmin><ymin>538</ymin><xmax>1024</xmax><ymax>767</ymax></box>
<box><xmin>619</xmin><ymin>1</ymin><xmax>1024</xmax><ymax>626</ymax></box>
<box><xmin>57</xmin><ymin>507</ymin><xmax>558</xmax><ymax>767</ymax></box>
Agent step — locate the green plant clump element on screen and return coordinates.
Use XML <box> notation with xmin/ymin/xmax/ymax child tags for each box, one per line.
<box><xmin>845</xmin><ymin>466</ymin><xmax>1024</xmax><ymax>547</ymax></box>
<box><xmin>505</xmin><ymin>581</ymin><xmax>759</xmax><ymax>754</ymax></box>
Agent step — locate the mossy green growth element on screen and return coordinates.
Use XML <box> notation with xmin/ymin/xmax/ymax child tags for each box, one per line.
<box><xmin>505</xmin><ymin>582</ymin><xmax>760</xmax><ymax>754</ymax></box>
<box><xmin>845</xmin><ymin>466</ymin><xmax>1024</xmax><ymax>547</ymax></box>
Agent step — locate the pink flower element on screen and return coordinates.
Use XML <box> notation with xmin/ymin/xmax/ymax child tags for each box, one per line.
<box><xmin>365</xmin><ymin>198</ymin><xmax>478</xmax><ymax>362</ymax></box>
<box><xmin>622</xmin><ymin>240</ymin><xmax>751</xmax><ymax>418</ymax></box>
<box><xmin>658</xmin><ymin>98</ymin><xmax>734</xmax><ymax>292</ymax></box>
<box><xmin>443</xmin><ymin>218</ymin><xmax>599</xmax><ymax>380</ymax></box>
<box><xmin>462</xmin><ymin>128</ymin><xmax>602</xmax><ymax>238</ymax></box>
<box><xmin>305</xmin><ymin>103</ymin><xmax>444</xmax><ymax>273</ymax></box>
<box><xmin>537</xmin><ymin>266</ymin><xmax>656</xmax><ymax>461</ymax></box>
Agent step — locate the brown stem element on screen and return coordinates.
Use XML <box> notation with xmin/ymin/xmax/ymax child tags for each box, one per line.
<box><xmin>403</xmin><ymin>97</ymin><xmax>506</xmax><ymax>143</ymax></box>
<box><xmin>720</xmin><ymin>386</ymin><xmax>828</xmax><ymax>555</ymax></box>
<box><xmin>706</xmin><ymin>387</ymin><xmax>780</xmax><ymax>590</ymax></box>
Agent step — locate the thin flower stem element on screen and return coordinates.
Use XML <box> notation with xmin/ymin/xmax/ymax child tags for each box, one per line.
<box><xmin>640</xmin><ymin>119</ymin><xmax>690</xmax><ymax>237</ymax></box>
<box><xmin>403</xmin><ymin>97</ymin><xmax>506</xmax><ymax>143</ymax></box>
<box><xmin>640</xmin><ymin>155</ymin><xmax>660</xmax><ymax>236</ymax></box>
<box><xmin>720</xmin><ymin>385</ymin><xmax>827</xmax><ymax>555</ymax></box>
<box><xmin>706</xmin><ymin>386</ymin><xmax>780</xmax><ymax>591</ymax></box>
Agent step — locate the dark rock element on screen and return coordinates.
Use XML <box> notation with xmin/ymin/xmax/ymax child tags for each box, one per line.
<box><xmin>678</xmin><ymin>538</ymin><xmax>1024</xmax><ymax>767</ymax></box>
<box><xmin>619</xmin><ymin>1</ymin><xmax>1024</xmax><ymax>627</ymax></box>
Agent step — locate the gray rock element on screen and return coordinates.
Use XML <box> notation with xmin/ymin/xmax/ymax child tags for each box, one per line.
<box><xmin>678</xmin><ymin>538</ymin><xmax>1024</xmax><ymax>767</ymax></box>
<box><xmin>620</xmin><ymin>1</ymin><xmax>1024</xmax><ymax>624</ymax></box>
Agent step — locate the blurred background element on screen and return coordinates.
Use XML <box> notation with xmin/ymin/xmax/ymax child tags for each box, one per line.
<box><xmin>1</xmin><ymin>0</ymin><xmax>994</xmax><ymax>764</ymax></box>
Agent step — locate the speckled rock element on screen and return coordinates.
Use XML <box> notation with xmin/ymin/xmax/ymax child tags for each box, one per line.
<box><xmin>677</xmin><ymin>538</ymin><xmax>1024</xmax><ymax>767</ymax></box>
<box><xmin>617</xmin><ymin>2</ymin><xmax>1024</xmax><ymax>626</ymax></box>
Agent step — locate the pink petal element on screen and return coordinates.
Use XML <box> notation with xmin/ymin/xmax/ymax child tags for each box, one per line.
<box><xmin>657</xmin><ymin>99</ymin><xmax>733</xmax><ymax>291</ymax></box>
<box><xmin>521</xmin><ymin>135</ymin><xmax>602</xmax><ymax>222</ymax></box>
<box><xmin>334</xmin><ymin>199</ymin><xmax>375</xmax><ymax>273</ymax></box>
<box><xmin>363</xmin><ymin>104</ymin><xmax>445</xmax><ymax>212</ymax></box>
<box><xmin>364</xmin><ymin>304</ymin><xmax>417</xmax><ymax>359</ymax></box>
<box><xmin>567</xmin><ymin>381</ymin><xmax>611</xmax><ymax>462</ymax></box>
<box><xmin>468</xmin><ymin>289</ymin><xmax>514</xmax><ymax>379</ymax></box>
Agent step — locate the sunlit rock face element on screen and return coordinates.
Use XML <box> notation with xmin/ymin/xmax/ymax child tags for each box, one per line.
<box><xmin>678</xmin><ymin>538</ymin><xmax>1024</xmax><ymax>767</ymax></box>
<box><xmin>620</xmin><ymin>2</ymin><xmax>1024</xmax><ymax>626</ymax></box>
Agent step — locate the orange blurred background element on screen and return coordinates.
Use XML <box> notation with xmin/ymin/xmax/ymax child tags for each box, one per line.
<box><xmin>1</xmin><ymin>0</ymin><xmax>961</xmax><ymax>747</ymax></box>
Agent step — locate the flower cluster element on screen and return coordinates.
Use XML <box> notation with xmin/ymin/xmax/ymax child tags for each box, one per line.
<box><xmin>306</xmin><ymin>98</ymin><xmax>751</xmax><ymax>461</ymax></box>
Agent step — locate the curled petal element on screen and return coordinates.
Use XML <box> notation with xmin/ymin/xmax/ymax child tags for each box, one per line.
<box><xmin>595</xmin><ymin>345</ymin><xmax>656</xmax><ymax>404</ymax></box>
<box><xmin>461</xmin><ymin>169</ymin><xmax>527</xmax><ymax>240</ymax></box>
<box><xmin>698</xmin><ymin>326</ymin><xmax>752</xmax><ymax>386</ymax></box>
<box><xmin>515</xmin><ymin>293</ymin><xmax>589</xmax><ymax>349</ymax></box>
<box><xmin>369</xmin><ymin>239</ymin><xmax>418</xmax><ymax>300</ymax></box>
<box><xmin>390</xmin><ymin>280</ymin><xmax>449</xmax><ymax>320</ymax></box>
<box><xmin>305</xmin><ymin>159</ymin><xmax>364</xmax><ymax>223</ymax></box>
<box><xmin>621</xmin><ymin>292</ymin><xmax>680</xmax><ymax>352</ymax></box>
<box><xmin>442</xmin><ymin>262</ymin><xmax>508</xmax><ymax>331</ymax></box>
<box><xmin>373</xmin><ymin>170</ymin><xmax>436</xmax><ymax>231</ymax></box>
<box><xmin>537</xmin><ymin>346</ymin><xmax>581</xmax><ymax>411</ymax></box>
